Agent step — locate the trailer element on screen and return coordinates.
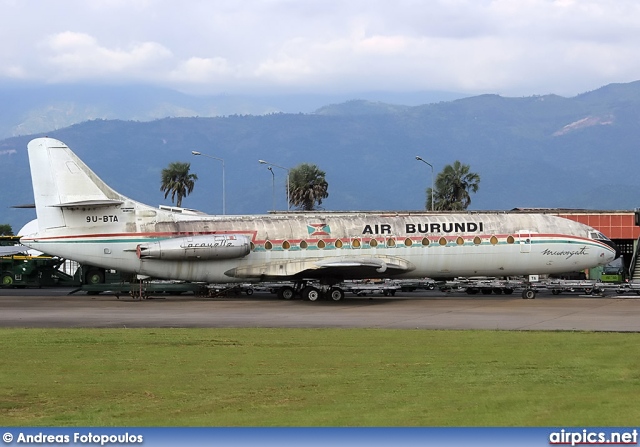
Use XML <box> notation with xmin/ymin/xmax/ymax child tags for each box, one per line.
<box><xmin>437</xmin><ymin>277</ymin><xmax>522</xmax><ymax>296</ymax></box>
<box><xmin>435</xmin><ymin>275</ymin><xmax>634</xmax><ymax>298</ymax></box>
<box><xmin>341</xmin><ymin>280</ymin><xmax>402</xmax><ymax>296</ymax></box>
<box><xmin>73</xmin><ymin>279</ymin><xmax>210</xmax><ymax>298</ymax></box>
<box><xmin>204</xmin><ymin>283</ymin><xmax>255</xmax><ymax>297</ymax></box>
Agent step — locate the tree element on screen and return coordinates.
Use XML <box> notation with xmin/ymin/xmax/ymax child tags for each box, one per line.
<box><xmin>0</xmin><ymin>224</ymin><xmax>13</xmax><ymax>236</ymax></box>
<box><xmin>160</xmin><ymin>162</ymin><xmax>198</xmax><ymax>208</ymax></box>
<box><xmin>288</xmin><ymin>163</ymin><xmax>329</xmax><ymax>211</ymax></box>
<box><xmin>427</xmin><ymin>161</ymin><xmax>480</xmax><ymax>211</ymax></box>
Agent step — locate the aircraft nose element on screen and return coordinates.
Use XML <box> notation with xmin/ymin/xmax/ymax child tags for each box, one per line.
<box><xmin>605</xmin><ymin>239</ymin><xmax>621</xmax><ymax>260</ymax></box>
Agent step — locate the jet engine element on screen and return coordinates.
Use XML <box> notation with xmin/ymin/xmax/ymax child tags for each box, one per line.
<box><xmin>137</xmin><ymin>234</ymin><xmax>251</xmax><ymax>260</ymax></box>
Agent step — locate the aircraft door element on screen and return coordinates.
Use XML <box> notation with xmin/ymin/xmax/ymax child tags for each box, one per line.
<box><xmin>518</xmin><ymin>231</ymin><xmax>531</xmax><ymax>253</ymax></box>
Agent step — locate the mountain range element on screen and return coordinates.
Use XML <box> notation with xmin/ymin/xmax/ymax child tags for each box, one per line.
<box><xmin>1</xmin><ymin>81</ymin><xmax>640</xmax><ymax>233</ymax></box>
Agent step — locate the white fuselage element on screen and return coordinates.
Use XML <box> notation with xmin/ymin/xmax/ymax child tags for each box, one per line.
<box><xmin>21</xmin><ymin>205</ymin><xmax>617</xmax><ymax>283</ymax></box>
<box><xmin>20</xmin><ymin>137</ymin><xmax>617</xmax><ymax>284</ymax></box>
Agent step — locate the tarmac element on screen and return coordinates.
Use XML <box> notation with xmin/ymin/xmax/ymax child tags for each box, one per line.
<box><xmin>1</xmin><ymin>288</ymin><xmax>639</xmax><ymax>331</ymax></box>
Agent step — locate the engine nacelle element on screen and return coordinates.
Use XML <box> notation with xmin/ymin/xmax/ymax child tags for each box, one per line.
<box><xmin>137</xmin><ymin>234</ymin><xmax>251</xmax><ymax>260</ymax></box>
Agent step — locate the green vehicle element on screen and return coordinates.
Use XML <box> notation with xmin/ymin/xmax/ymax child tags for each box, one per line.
<box><xmin>1</xmin><ymin>254</ymin><xmax>79</xmax><ymax>288</ymax></box>
<box><xmin>600</xmin><ymin>257</ymin><xmax>626</xmax><ymax>283</ymax></box>
<box><xmin>1</xmin><ymin>235</ymin><xmax>84</xmax><ymax>288</ymax></box>
<box><xmin>1</xmin><ymin>235</ymin><xmax>111</xmax><ymax>288</ymax></box>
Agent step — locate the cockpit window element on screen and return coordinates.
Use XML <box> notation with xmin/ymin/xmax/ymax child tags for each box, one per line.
<box><xmin>589</xmin><ymin>231</ymin><xmax>611</xmax><ymax>241</ymax></box>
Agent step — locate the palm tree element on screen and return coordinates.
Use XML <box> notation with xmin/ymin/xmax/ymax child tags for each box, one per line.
<box><xmin>160</xmin><ymin>162</ymin><xmax>198</xmax><ymax>208</ymax></box>
<box><xmin>427</xmin><ymin>161</ymin><xmax>480</xmax><ymax>211</ymax></box>
<box><xmin>288</xmin><ymin>163</ymin><xmax>329</xmax><ymax>211</ymax></box>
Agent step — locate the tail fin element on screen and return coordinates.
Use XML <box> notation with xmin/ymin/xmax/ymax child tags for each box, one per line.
<box><xmin>27</xmin><ymin>138</ymin><xmax>125</xmax><ymax>232</ymax></box>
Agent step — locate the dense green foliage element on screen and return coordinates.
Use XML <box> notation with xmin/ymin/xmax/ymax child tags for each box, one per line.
<box><xmin>160</xmin><ymin>161</ymin><xmax>198</xmax><ymax>208</ymax></box>
<box><xmin>1</xmin><ymin>328</ymin><xmax>639</xmax><ymax>426</ymax></box>
<box><xmin>0</xmin><ymin>224</ymin><xmax>13</xmax><ymax>235</ymax></box>
<box><xmin>289</xmin><ymin>163</ymin><xmax>329</xmax><ymax>210</ymax></box>
<box><xmin>429</xmin><ymin>161</ymin><xmax>481</xmax><ymax>211</ymax></box>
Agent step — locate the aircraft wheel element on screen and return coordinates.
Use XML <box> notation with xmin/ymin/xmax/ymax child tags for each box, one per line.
<box><xmin>85</xmin><ymin>268</ymin><xmax>105</xmax><ymax>284</ymax></box>
<box><xmin>328</xmin><ymin>287</ymin><xmax>344</xmax><ymax>301</ymax></box>
<box><xmin>521</xmin><ymin>289</ymin><xmax>536</xmax><ymax>299</ymax></box>
<box><xmin>303</xmin><ymin>286</ymin><xmax>321</xmax><ymax>302</ymax></box>
<box><xmin>278</xmin><ymin>286</ymin><xmax>295</xmax><ymax>300</ymax></box>
<box><xmin>1</xmin><ymin>273</ymin><xmax>14</xmax><ymax>288</ymax></box>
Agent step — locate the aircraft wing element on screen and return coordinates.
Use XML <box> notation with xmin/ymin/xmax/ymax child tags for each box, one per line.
<box><xmin>225</xmin><ymin>255</ymin><xmax>415</xmax><ymax>280</ymax></box>
<box><xmin>0</xmin><ymin>245</ymin><xmax>29</xmax><ymax>256</ymax></box>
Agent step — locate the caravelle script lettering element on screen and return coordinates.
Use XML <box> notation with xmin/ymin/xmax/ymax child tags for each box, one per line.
<box><xmin>541</xmin><ymin>247</ymin><xmax>588</xmax><ymax>259</ymax></box>
<box><xmin>180</xmin><ymin>241</ymin><xmax>234</xmax><ymax>249</ymax></box>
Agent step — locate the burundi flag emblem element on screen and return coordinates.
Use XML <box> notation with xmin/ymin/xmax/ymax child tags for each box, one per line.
<box><xmin>308</xmin><ymin>223</ymin><xmax>331</xmax><ymax>236</ymax></box>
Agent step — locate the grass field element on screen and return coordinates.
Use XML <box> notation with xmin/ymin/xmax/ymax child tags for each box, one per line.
<box><xmin>1</xmin><ymin>328</ymin><xmax>639</xmax><ymax>426</ymax></box>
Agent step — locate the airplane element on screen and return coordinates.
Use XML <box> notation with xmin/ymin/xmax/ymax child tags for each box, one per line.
<box><xmin>20</xmin><ymin>137</ymin><xmax>619</xmax><ymax>300</ymax></box>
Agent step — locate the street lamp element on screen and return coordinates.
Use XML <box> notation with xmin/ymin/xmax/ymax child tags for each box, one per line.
<box><xmin>267</xmin><ymin>166</ymin><xmax>275</xmax><ymax>211</ymax></box>
<box><xmin>192</xmin><ymin>150</ymin><xmax>225</xmax><ymax>215</ymax></box>
<box><xmin>258</xmin><ymin>159</ymin><xmax>290</xmax><ymax>211</ymax></box>
<box><xmin>415</xmin><ymin>155</ymin><xmax>434</xmax><ymax>212</ymax></box>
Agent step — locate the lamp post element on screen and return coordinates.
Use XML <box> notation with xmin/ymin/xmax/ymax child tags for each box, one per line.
<box><xmin>191</xmin><ymin>151</ymin><xmax>225</xmax><ymax>215</ymax></box>
<box><xmin>267</xmin><ymin>166</ymin><xmax>275</xmax><ymax>211</ymax></box>
<box><xmin>258</xmin><ymin>159</ymin><xmax>290</xmax><ymax>211</ymax></box>
<box><xmin>415</xmin><ymin>155</ymin><xmax>434</xmax><ymax>212</ymax></box>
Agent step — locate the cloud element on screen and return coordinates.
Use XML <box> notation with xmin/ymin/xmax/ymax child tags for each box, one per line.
<box><xmin>40</xmin><ymin>31</ymin><xmax>173</xmax><ymax>82</ymax></box>
<box><xmin>1</xmin><ymin>0</ymin><xmax>640</xmax><ymax>95</ymax></box>
<box><xmin>169</xmin><ymin>57</ymin><xmax>234</xmax><ymax>83</ymax></box>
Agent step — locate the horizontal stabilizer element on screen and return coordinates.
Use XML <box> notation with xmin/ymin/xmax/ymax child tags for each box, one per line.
<box><xmin>51</xmin><ymin>199</ymin><xmax>124</xmax><ymax>208</ymax></box>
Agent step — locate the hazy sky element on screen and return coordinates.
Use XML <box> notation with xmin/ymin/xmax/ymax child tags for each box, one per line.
<box><xmin>2</xmin><ymin>0</ymin><xmax>639</xmax><ymax>97</ymax></box>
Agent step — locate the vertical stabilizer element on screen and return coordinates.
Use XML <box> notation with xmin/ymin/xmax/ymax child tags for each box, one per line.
<box><xmin>27</xmin><ymin>138</ymin><xmax>125</xmax><ymax>232</ymax></box>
